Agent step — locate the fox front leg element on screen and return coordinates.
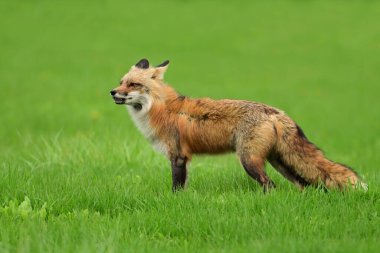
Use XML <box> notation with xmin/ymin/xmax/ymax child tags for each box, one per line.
<box><xmin>170</xmin><ymin>155</ymin><xmax>189</xmax><ymax>191</ymax></box>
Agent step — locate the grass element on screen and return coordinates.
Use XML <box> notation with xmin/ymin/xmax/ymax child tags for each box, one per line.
<box><xmin>1</xmin><ymin>0</ymin><xmax>380</xmax><ymax>252</ymax></box>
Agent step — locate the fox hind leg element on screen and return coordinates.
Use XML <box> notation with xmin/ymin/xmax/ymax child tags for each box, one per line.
<box><xmin>240</xmin><ymin>155</ymin><xmax>275</xmax><ymax>193</ymax></box>
<box><xmin>268</xmin><ymin>155</ymin><xmax>310</xmax><ymax>190</ymax></box>
<box><xmin>238</xmin><ymin>123</ymin><xmax>277</xmax><ymax>192</ymax></box>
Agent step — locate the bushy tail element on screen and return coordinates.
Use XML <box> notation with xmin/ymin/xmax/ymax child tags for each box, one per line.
<box><xmin>272</xmin><ymin>117</ymin><xmax>367</xmax><ymax>191</ymax></box>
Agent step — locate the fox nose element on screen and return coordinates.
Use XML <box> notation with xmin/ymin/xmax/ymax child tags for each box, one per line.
<box><xmin>110</xmin><ymin>90</ymin><xmax>117</xmax><ymax>96</ymax></box>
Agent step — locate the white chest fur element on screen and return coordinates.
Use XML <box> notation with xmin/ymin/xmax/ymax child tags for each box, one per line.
<box><xmin>126</xmin><ymin>106</ymin><xmax>168</xmax><ymax>156</ymax></box>
<box><xmin>127</xmin><ymin>106</ymin><xmax>155</xmax><ymax>139</ymax></box>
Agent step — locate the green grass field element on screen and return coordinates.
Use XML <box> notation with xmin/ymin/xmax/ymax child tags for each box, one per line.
<box><xmin>1</xmin><ymin>0</ymin><xmax>380</xmax><ymax>252</ymax></box>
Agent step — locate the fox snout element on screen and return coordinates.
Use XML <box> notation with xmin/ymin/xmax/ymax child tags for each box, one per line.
<box><xmin>110</xmin><ymin>90</ymin><xmax>128</xmax><ymax>96</ymax></box>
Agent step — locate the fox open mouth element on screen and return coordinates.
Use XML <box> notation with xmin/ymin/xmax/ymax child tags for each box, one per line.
<box><xmin>113</xmin><ymin>97</ymin><xmax>126</xmax><ymax>104</ymax></box>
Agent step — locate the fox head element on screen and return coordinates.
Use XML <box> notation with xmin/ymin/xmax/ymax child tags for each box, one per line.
<box><xmin>110</xmin><ymin>58</ymin><xmax>169</xmax><ymax>111</ymax></box>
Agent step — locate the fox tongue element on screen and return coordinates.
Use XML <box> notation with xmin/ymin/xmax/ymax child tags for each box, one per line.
<box><xmin>114</xmin><ymin>98</ymin><xmax>125</xmax><ymax>104</ymax></box>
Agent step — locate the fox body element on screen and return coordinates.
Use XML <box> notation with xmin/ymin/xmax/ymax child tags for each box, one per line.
<box><xmin>111</xmin><ymin>59</ymin><xmax>367</xmax><ymax>192</ymax></box>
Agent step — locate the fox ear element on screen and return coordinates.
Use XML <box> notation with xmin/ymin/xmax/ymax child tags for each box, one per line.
<box><xmin>156</xmin><ymin>60</ymin><xmax>169</xmax><ymax>68</ymax></box>
<box><xmin>135</xmin><ymin>58</ymin><xmax>149</xmax><ymax>69</ymax></box>
<box><xmin>152</xmin><ymin>60</ymin><xmax>169</xmax><ymax>80</ymax></box>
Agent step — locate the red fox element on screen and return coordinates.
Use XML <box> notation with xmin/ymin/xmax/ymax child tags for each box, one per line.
<box><xmin>110</xmin><ymin>59</ymin><xmax>367</xmax><ymax>192</ymax></box>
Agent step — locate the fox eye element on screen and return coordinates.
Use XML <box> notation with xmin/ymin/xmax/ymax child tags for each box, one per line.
<box><xmin>128</xmin><ymin>82</ymin><xmax>142</xmax><ymax>88</ymax></box>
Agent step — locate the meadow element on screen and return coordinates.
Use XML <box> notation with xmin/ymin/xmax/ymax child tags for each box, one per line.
<box><xmin>1</xmin><ymin>0</ymin><xmax>380</xmax><ymax>252</ymax></box>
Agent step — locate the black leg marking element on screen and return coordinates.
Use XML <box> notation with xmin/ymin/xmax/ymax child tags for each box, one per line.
<box><xmin>171</xmin><ymin>156</ymin><xmax>188</xmax><ymax>192</ymax></box>
<box><xmin>268</xmin><ymin>154</ymin><xmax>310</xmax><ymax>189</ymax></box>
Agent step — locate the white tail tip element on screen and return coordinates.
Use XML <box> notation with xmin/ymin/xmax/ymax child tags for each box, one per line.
<box><xmin>357</xmin><ymin>182</ymin><xmax>368</xmax><ymax>192</ymax></box>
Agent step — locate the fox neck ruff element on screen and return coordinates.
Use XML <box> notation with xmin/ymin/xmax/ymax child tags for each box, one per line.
<box><xmin>126</xmin><ymin>94</ymin><xmax>154</xmax><ymax>139</ymax></box>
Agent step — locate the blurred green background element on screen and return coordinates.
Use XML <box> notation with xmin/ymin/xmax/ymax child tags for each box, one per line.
<box><xmin>1</xmin><ymin>0</ymin><xmax>379</xmax><ymax>252</ymax></box>
<box><xmin>1</xmin><ymin>0</ymin><xmax>379</xmax><ymax>146</ymax></box>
